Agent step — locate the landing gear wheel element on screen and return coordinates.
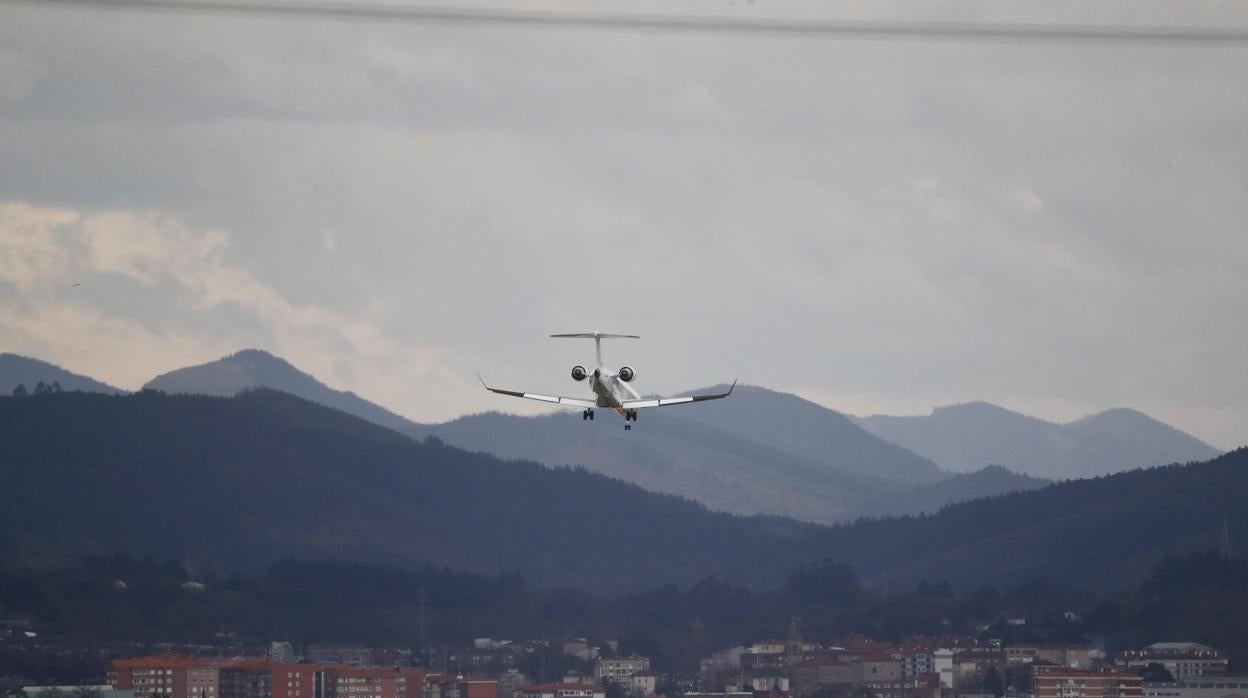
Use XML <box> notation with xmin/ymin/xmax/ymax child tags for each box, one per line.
<box><xmin>588</xmin><ymin>409</ymin><xmax>594</xmax><ymax>421</ymax></box>
<box><xmin>625</xmin><ymin>423</ymin><xmax>631</xmax><ymax>431</ymax></box>
<box><xmin>582</xmin><ymin>410</ymin><xmax>588</xmax><ymax>421</ymax></box>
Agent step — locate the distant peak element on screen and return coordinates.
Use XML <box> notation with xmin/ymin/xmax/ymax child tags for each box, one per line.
<box><xmin>230</xmin><ymin>348</ymin><xmax>273</xmax><ymax>357</ymax></box>
<box><xmin>1074</xmin><ymin>406</ymin><xmax>1150</xmax><ymax>422</ymax></box>
<box><xmin>216</xmin><ymin>349</ymin><xmax>307</xmax><ymax>374</ymax></box>
<box><xmin>226</xmin><ymin>348</ymin><xmax>285</xmax><ymax>363</ymax></box>
<box><xmin>931</xmin><ymin>401</ymin><xmax>1016</xmax><ymax>417</ymax></box>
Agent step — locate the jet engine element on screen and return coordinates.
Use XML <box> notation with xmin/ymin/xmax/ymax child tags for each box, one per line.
<box><xmin>571</xmin><ymin>365</ymin><xmax>588</xmax><ymax>381</ymax></box>
<box><xmin>618</xmin><ymin>366</ymin><xmax>635</xmax><ymax>382</ymax></box>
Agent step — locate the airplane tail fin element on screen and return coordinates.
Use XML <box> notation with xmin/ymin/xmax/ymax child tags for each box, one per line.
<box><xmin>550</xmin><ymin>331</ymin><xmax>639</xmax><ymax>367</ymax></box>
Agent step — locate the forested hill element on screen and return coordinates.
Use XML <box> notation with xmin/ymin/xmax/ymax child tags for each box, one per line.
<box><xmin>0</xmin><ymin>390</ymin><xmax>831</xmax><ymax>593</ymax></box>
<box><xmin>143</xmin><ymin>349</ymin><xmax>416</xmax><ymax>433</ymax></box>
<box><xmin>1</xmin><ymin>390</ymin><xmax>1243</xmax><ymax>595</ymax></box>
<box><xmin>824</xmin><ymin>447</ymin><xmax>1248</xmax><ymax>592</ymax></box>
<box><xmin>1</xmin><ymin>353</ymin><xmax>124</xmax><ymax>395</ymax></box>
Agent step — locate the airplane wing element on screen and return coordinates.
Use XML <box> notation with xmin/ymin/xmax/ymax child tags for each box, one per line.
<box><xmin>478</xmin><ymin>375</ymin><xmax>598</xmax><ymax>409</ymax></box>
<box><xmin>619</xmin><ymin>380</ymin><xmax>737</xmax><ymax>409</ymax></box>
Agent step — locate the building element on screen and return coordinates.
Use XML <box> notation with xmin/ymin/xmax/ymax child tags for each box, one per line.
<box><xmin>112</xmin><ymin>656</ymin><xmax>416</xmax><ymax>698</ymax></box>
<box><xmin>594</xmin><ymin>658</ymin><xmax>650</xmax><ymax>686</ymax></box>
<box><xmin>219</xmin><ymin>662</ymin><xmax>274</xmax><ymax>698</ymax></box>
<box><xmin>112</xmin><ymin>656</ymin><xmax>217</xmax><ymax>698</ymax></box>
<box><xmin>1118</xmin><ymin>645</ymin><xmax>1227</xmax><ymax>680</ymax></box>
<box><xmin>398</xmin><ymin>671</ymin><xmax>426</xmax><ymax>698</ymax></box>
<box><xmin>902</xmin><ymin>652</ymin><xmax>935</xmax><ymax>680</ymax></box>
<box><xmin>23</xmin><ymin>687</ymin><xmax>134</xmax><ymax>698</ymax></box>
<box><xmin>495</xmin><ymin>671</ymin><xmax>527</xmax><ymax>698</ymax></box>
<box><xmin>741</xmin><ymin>654</ymin><xmax>789</xmax><ymax>674</ymax></box>
<box><xmin>425</xmin><ymin>676</ymin><xmax>498</xmax><ymax>698</ymax></box>
<box><xmin>933</xmin><ymin>650</ymin><xmax>956</xmax><ymax>690</ymax></box>
<box><xmin>334</xmin><ymin>667</ymin><xmax>409</xmax><ymax>698</ymax></box>
<box><xmin>747</xmin><ymin>675</ymin><xmax>789</xmax><ymax>693</ymax></box>
<box><xmin>788</xmin><ymin>659</ymin><xmax>849</xmax><ymax>695</ymax></box>
<box><xmin>630</xmin><ymin>675</ymin><xmax>657</xmax><ymax>697</ymax></box>
<box><xmin>273</xmin><ymin>664</ymin><xmax>334</xmax><ymax>698</ymax></box>
<box><xmin>269</xmin><ymin>645</ymin><xmax>297</xmax><ymax>665</ymax></box>
<box><xmin>1007</xmin><ymin>647</ymin><xmax>1092</xmax><ymax>669</ymax></box>
<box><xmin>447</xmin><ymin>650</ymin><xmax>517</xmax><ymax>675</ymax></box>
<box><xmin>702</xmin><ymin>648</ymin><xmax>748</xmax><ymax>690</ymax></box>
<box><xmin>1033</xmin><ymin>670</ymin><xmax>1143</xmax><ymax>698</ymax></box>
<box><xmin>886</xmin><ymin>674</ymin><xmax>942</xmax><ymax>698</ymax></box>
<box><xmin>519</xmin><ymin>684</ymin><xmax>604</xmax><ymax>698</ymax></box>
<box><xmin>1144</xmin><ymin>677</ymin><xmax>1248</xmax><ymax>698</ymax></box>
<box><xmin>852</xmin><ymin>675</ymin><xmax>943</xmax><ymax>698</ymax></box>
<box><xmin>954</xmin><ymin>649</ymin><xmax>1007</xmax><ymax>692</ymax></box>
<box><xmin>455</xmin><ymin>679</ymin><xmax>498</xmax><ymax>698</ymax></box>
<box><xmin>306</xmin><ymin>647</ymin><xmax>373</xmax><ymax>668</ymax></box>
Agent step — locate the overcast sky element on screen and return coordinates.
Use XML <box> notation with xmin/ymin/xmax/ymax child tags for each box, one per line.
<box><xmin>1</xmin><ymin>0</ymin><xmax>1245</xmax><ymax>449</ymax></box>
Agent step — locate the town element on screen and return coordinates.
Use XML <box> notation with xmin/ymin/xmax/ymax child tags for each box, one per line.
<box><xmin>8</xmin><ymin>634</ymin><xmax>1241</xmax><ymax>698</ymax></box>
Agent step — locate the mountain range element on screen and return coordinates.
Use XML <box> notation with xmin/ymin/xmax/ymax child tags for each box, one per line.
<box><xmin>135</xmin><ymin>350</ymin><xmax>1040</xmax><ymax>523</ymax></box>
<box><xmin>853</xmin><ymin>401</ymin><xmax>1221</xmax><ymax>480</ymax></box>
<box><xmin>1</xmin><ymin>387</ymin><xmax>1243</xmax><ymax>594</ymax></box>
<box><xmin>0</xmin><ymin>349</ymin><xmax>1222</xmax><ymax>523</ymax></box>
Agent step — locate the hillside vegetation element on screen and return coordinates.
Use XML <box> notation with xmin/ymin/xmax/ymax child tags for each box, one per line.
<box><xmin>2</xmin><ymin>390</ymin><xmax>1242</xmax><ymax>594</ymax></box>
<box><xmin>0</xmin><ymin>390</ymin><xmax>828</xmax><ymax>593</ymax></box>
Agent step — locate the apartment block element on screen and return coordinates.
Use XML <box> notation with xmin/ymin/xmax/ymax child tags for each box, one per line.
<box><xmin>594</xmin><ymin>658</ymin><xmax>650</xmax><ymax>686</ymax></box>
<box><xmin>1034</xmin><ymin>670</ymin><xmax>1143</xmax><ymax>698</ymax></box>
<box><xmin>519</xmin><ymin>684</ymin><xmax>605</xmax><ymax>698</ymax></box>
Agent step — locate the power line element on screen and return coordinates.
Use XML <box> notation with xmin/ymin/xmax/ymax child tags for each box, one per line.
<box><xmin>6</xmin><ymin>0</ymin><xmax>1248</xmax><ymax>45</ymax></box>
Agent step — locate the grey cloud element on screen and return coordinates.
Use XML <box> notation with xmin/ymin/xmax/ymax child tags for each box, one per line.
<box><xmin>1</xmin><ymin>1</ymin><xmax>1246</xmax><ymax>448</ymax></box>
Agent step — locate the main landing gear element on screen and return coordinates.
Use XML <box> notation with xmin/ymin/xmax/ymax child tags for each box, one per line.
<box><xmin>624</xmin><ymin>409</ymin><xmax>638</xmax><ymax>431</ymax></box>
<box><xmin>582</xmin><ymin>408</ymin><xmax>594</xmax><ymax>421</ymax></box>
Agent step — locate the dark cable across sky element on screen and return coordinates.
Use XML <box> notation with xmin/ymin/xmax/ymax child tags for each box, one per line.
<box><xmin>5</xmin><ymin>0</ymin><xmax>1248</xmax><ymax>45</ymax></box>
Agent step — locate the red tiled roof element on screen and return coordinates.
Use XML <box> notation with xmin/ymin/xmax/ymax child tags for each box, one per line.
<box><xmin>225</xmin><ymin>660</ymin><xmax>273</xmax><ymax>671</ymax></box>
<box><xmin>114</xmin><ymin>656</ymin><xmax>212</xmax><ymax>669</ymax></box>
<box><xmin>114</xmin><ymin>656</ymin><xmax>274</xmax><ymax>670</ymax></box>
<box><xmin>1036</xmin><ymin>671</ymin><xmax>1141</xmax><ymax>679</ymax></box>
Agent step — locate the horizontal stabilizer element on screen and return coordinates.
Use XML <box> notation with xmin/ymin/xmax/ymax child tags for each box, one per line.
<box><xmin>550</xmin><ymin>332</ymin><xmax>640</xmax><ymax>339</ymax></box>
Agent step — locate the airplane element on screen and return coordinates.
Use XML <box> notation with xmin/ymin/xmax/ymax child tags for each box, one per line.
<box><xmin>479</xmin><ymin>331</ymin><xmax>736</xmax><ymax>431</ymax></box>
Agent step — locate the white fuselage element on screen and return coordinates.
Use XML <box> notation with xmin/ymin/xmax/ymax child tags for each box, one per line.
<box><xmin>589</xmin><ymin>368</ymin><xmax>641</xmax><ymax>414</ymax></box>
